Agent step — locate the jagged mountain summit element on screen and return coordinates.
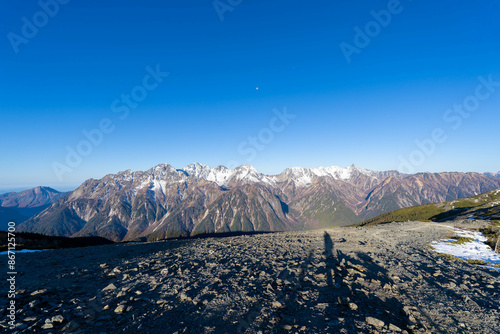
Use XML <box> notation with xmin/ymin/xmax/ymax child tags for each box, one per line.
<box><xmin>484</xmin><ymin>171</ymin><xmax>500</xmax><ymax>178</ymax></box>
<box><xmin>18</xmin><ymin>163</ymin><xmax>500</xmax><ymax>241</ymax></box>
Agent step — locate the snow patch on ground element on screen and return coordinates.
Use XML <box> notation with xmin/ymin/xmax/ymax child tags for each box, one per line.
<box><xmin>431</xmin><ymin>226</ymin><xmax>500</xmax><ymax>265</ymax></box>
<box><xmin>0</xmin><ymin>249</ymin><xmax>46</xmax><ymax>255</ymax></box>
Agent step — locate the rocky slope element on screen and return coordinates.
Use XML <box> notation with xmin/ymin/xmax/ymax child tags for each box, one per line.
<box><xmin>18</xmin><ymin>163</ymin><xmax>500</xmax><ymax>241</ymax></box>
<box><xmin>3</xmin><ymin>221</ymin><xmax>499</xmax><ymax>333</ymax></box>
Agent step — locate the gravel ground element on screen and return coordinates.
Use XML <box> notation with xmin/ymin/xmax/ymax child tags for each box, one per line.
<box><xmin>1</xmin><ymin>221</ymin><xmax>499</xmax><ymax>333</ymax></box>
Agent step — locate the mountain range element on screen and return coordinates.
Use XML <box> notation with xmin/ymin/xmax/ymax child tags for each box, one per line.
<box><xmin>0</xmin><ymin>186</ymin><xmax>67</xmax><ymax>231</ymax></box>
<box><xmin>15</xmin><ymin>163</ymin><xmax>500</xmax><ymax>241</ymax></box>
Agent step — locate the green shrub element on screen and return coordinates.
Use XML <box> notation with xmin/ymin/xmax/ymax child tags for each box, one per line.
<box><xmin>450</xmin><ymin>236</ymin><xmax>475</xmax><ymax>245</ymax></box>
<box><xmin>439</xmin><ymin>253</ymin><xmax>459</xmax><ymax>260</ymax></box>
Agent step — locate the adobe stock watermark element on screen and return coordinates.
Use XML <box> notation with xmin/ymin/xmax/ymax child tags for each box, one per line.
<box><xmin>226</xmin><ymin>106</ymin><xmax>295</xmax><ymax>168</ymax></box>
<box><xmin>399</xmin><ymin>75</ymin><xmax>499</xmax><ymax>173</ymax></box>
<box><xmin>213</xmin><ymin>0</ymin><xmax>243</xmax><ymax>22</ymax></box>
<box><xmin>51</xmin><ymin>65</ymin><xmax>169</xmax><ymax>182</ymax></box>
<box><xmin>339</xmin><ymin>0</ymin><xmax>411</xmax><ymax>64</ymax></box>
<box><xmin>7</xmin><ymin>0</ymin><xmax>70</xmax><ymax>54</ymax></box>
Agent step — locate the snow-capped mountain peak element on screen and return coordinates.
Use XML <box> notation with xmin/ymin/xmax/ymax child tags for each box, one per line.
<box><xmin>279</xmin><ymin>164</ymin><xmax>381</xmax><ymax>186</ymax></box>
<box><xmin>182</xmin><ymin>163</ymin><xmax>273</xmax><ymax>186</ymax></box>
<box><xmin>183</xmin><ymin>162</ymin><xmax>212</xmax><ymax>179</ymax></box>
<box><xmin>108</xmin><ymin>162</ymin><xmax>389</xmax><ymax>189</ymax></box>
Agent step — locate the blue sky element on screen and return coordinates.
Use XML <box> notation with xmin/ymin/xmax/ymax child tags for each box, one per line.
<box><xmin>1</xmin><ymin>0</ymin><xmax>499</xmax><ymax>192</ymax></box>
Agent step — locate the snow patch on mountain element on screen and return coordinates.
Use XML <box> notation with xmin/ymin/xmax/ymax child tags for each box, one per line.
<box><xmin>484</xmin><ymin>171</ymin><xmax>500</xmax><ymax>178</ymax></box>
<box><xmin>152</xmin><ymin>179</ymin><xmax>168</xmax><ymax>195</ymax></box>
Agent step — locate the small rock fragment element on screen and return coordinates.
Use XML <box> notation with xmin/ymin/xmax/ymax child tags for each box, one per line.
<box><xmin>366</xmin><ymin>316</ymin><xmax>385</xmax><ymax>328</ymax></box>
<box><xmin>114</xmin><ymin>305</ymin><xmax>126</xmax><ymax>314</ymax></box>
<box><xmin>389</xmin><ymin>323</ymin><xmax>402</xmax><ymax>332</ymax></box>
<box><xmin>31</xmin><ymin>289</ymin><xmax>47</xmax><ymax>296</ymax></box>
<box><xmin>52</xmin><ymin>315</ymin><xmax>64</xmax><ymax>323</ymax></box>
<box><xmin>102</xmin><ymin>283</ymin><xmax>117</xmax><ymax>291</ymax></box>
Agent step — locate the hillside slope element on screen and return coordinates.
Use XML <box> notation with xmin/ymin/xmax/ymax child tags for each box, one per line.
<box><xmin>360</xmin><ymin>188</ymin><xmax>500</xmax><ymax>226</ymax></box>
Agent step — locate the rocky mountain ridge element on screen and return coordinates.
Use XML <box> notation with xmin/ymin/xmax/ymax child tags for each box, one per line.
<box><xmin>0</xmin><ymin>186</ymin><xmax>66</xmax><ymax>208</ymax></box>
<box><xmin>18</xmin><ymin>163</ymin><xmax>500</xmax><ymax>241</ymax></box>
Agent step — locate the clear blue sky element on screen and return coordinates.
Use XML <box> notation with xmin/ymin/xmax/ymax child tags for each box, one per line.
<box><xmin>1</xmin><ymin>0</ymin><xmax>499</xmax><ymax>192</ymax></box>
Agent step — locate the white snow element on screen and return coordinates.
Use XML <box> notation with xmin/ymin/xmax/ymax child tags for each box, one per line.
<box><xmin>151</xmin><ymin>179</ymin><xmax>168</xmax><ymax>195</ymax></box>
<box><xmin>206</xmin><ymin>166</ymin><xmax>235</xmax><ymax>186</ymax></box>
<box><xmin>431</xmin><ymin>226</ymin><xmax>500</xmax><ymax>266</ymax></box>
<box><xmin>135</xmin><ymin>179</ymin><xmax>150</xmax><ymax>190</ymax></box>
<box><xmin>312</xmin><ymin>165</ymin><xmax>355</xmax><ymax>180</ymax></box>
<box><xmin>122</xmin><ymin>162</ymin><xmax>382</xmax><ymax>189</ymax></box>
<box><xmin>282</xmin><ymin>164</ymin><xmax>378</xmax><ymax>187</ymax></box>
<box><xmin>182</xmin><ymin>163</ymin><xmax>276</xmax><ymax>187</ymax></box>
<box><xmin>295</xmin><ymin>174</ymin><xmax>312</xmax><ymax>187</ymax></box>
<box><xmin>0</xmin><ymin>249</ymin><xmax>46</xmax><ymax>255</ymax></box>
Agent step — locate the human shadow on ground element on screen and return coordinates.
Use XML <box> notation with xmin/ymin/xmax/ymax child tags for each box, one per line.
<box><xmin>270</xmin><ymin>231</ymin><xmax>417</xmax><ymax>333</ymax></box>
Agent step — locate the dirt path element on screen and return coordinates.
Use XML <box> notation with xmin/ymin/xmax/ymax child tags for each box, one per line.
<box><xmin>1</xmin><ymin>221</ymin><xmax>499</xmax><ymax>333</ymax></box>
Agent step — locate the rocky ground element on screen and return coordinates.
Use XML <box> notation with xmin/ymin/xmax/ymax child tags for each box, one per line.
<box><xmin>1</xmin><ymin>221</ymin><xmax>499</xmax><ymax>333</ymax></box>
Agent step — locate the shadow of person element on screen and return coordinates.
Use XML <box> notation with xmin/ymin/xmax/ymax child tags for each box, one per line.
<box><xmin>324</xmin><ymin>231</ymin><xmax>334</xmax><ymax>259</ymax></box>
<box><xmin>299</xmin><ymin>231</ymin><xmax>417</xmax><ymax>333</ymax></box>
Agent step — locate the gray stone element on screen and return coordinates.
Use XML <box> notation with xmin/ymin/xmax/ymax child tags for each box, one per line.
<box><xmin>366</xmin><ymin>316</ymin><xmax>385</xmax><ymax>328</ymax></box>
<box><xmin>348</xmin><ymin>302</ymin><xmax>358</xmax><ymax>311</ymax></box>
<box><xmin>179</xmin><ymin>293</ymin><xmax>191</xmax><ymax>301</ymax></box>
<box><xmin>52</xmin><ymin>315</ymin><xmax>64</xmax><ymax>323</ymax></box>
<box><xmin>389</xmin><ymin>323</ymin><xmax>402</xmax><ymax>332</ymax></box>
<box><xmin>31</xmin><ymin>289</ymin><xmax>47</xmax><ymax>296</ymax></box>
<box><xmin>114</xmin><ymin>305</ymin><xmax>126</xmax><ymax>314</ymax></box>
<box><xmin>41</xmin><ymin>323</ymin><xmax>54</xmax><ymax>329</ymax></box>
<box><xmin>272</xmin><ymin>301</ymin><xmax>282</xmax><ymax>308</ymax></box>
<box><xmin>102</xmin><ymin>283</ymin><xmax>117</xmax><ymax>291</ymax></box>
